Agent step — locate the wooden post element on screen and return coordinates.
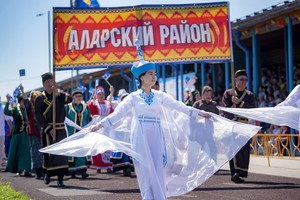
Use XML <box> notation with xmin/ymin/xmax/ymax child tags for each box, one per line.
<box><xmin>231</xmin><ymin>62</ymin><xmax>235</xmax><ymax>96</ymax></box>
<box><xmin>52</xmin><ymin>70</ymin><xmax>56</xmax><ymax>142</ymax></box>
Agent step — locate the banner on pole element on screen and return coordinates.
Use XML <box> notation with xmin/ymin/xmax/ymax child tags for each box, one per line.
<box><xmin>53</xmin><ymin>2</ymin><xmax>232</xmax><ymax>70</ymax></box>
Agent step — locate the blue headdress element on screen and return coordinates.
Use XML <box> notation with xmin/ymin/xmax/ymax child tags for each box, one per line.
<box><xmin>131</xmin><ymin>39</ymin><xmax>155</xmax><ymax>79</ymax></box>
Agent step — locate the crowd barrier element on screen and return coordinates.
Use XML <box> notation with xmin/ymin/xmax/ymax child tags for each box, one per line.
<box><xmin>251</xmin><ymin>133</ymin><xmax>300</xmax><ymax>158</ymax></box>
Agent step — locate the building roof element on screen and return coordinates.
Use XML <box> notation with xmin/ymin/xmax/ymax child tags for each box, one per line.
<box><xmin>231</xmin><ymin>0</ymin><xmax>300</xmax><ymax>39</ymax></box>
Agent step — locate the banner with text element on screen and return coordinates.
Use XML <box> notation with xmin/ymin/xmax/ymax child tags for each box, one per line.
<box><xmin>53</xmin><ymin>2</ymin><xmax>232</xmax><ymax>70</ymax></box>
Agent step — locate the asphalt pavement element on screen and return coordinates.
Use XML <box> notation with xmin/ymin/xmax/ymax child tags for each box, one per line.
<box><xmin>1</xmin><ymin>155</ymin><xmax>300</xmax><ymax>200</ymax></box>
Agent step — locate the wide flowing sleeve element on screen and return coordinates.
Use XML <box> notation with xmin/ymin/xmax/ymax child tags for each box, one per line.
<box><xmin>158</xmin><ymin>101</ymin><xmax>261</xmax><ymax>197</ymax></box>
<box><xmin>39</xmin><ymin>93</ymin><xmax>142</xmax><ymax>162</ymax></box>
<box><xmin>217</xmin><ymin>106</ymin><xmax>300</xmax><ymax>131</ymax></box>
<box><xmin>277</xmin><ymin>84</ymin><xmax>300</xmax><ymax>107</ymax></box>
<box><xmin>216</xmin><ymin>84</ymin><xmax>300</xmax><ymax>132</ymax></box>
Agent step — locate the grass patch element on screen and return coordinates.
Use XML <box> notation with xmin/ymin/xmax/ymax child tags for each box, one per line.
<box><xmin>0</xmin><ymin>182</ymin><xmax>30</xmax><ymax>200</ymax></box>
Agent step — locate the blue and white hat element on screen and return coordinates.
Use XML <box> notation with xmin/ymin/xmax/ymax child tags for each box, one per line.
<box><xmin>131</xmin><ymin>39</ymin><xmax>155</xmax><ymax>79</ymax></box>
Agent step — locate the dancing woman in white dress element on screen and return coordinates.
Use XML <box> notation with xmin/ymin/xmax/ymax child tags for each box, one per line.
<box><xmin>41</xmin><ymin>43</ymin><xmax>261</xmax><ymax>200</ymax></box>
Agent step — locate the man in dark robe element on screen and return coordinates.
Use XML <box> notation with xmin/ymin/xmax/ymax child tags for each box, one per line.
<box><xmin>35</xmin><ymin>72</ymin><xmax>72</xmax><ymax>187</ymax></box>
<box><xmin>222</xmin><ymin>69</ymin><xmax>256</xmax><ymax>183</ymax></box>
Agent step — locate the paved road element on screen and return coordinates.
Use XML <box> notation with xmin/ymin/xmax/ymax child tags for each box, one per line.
<box><xmin>1</xmin><ymin>156</ymin><xmax>300</xmax><ymax>200</ymax></box>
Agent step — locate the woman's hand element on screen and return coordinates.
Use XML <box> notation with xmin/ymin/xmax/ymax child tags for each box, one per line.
<box><xmin>89</xmin><ymin>123</ymin><xmax>104</xmax><ymax>132</ymax></box>
<box><xmin>198</xmin><ymin>111</ymin><xmax>211</xmax><ymax>118</ymax></box>
<box><xmin>109</xmin><ymin>85</ymin><xmax>114</xmax><ymax>94</ymax></box>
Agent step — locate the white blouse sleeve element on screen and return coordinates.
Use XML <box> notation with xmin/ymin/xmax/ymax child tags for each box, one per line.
<box><xmin>160</xmin><ymin>92</ymin><xmax>205</xmax><ymax>117</ymax></box>
<box><xmin>100</xmin><ymin>94</ymin><xmax>133</xmax><ymax>128</ymax></box>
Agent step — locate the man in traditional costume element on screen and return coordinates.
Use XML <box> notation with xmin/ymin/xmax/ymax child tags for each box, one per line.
<box><xmin>65</xmin><ymin>89</ymin><xmax>92</xmax><ymax>178</ymax></box>
<box><xmin>222</xmin><ymin>69</ymin><xmax>256</xmax><ymax>183</ymax></box>
<box><xmin>35</xmin><ymin>72</ymin><xmax>72</xmax><ymax>187</ymax></box>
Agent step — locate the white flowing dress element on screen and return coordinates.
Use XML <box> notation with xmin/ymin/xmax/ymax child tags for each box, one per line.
<box><xmin>41</xmin><ymin>89</ymin><xmax>261</xmax><ymax>200</ymax></box>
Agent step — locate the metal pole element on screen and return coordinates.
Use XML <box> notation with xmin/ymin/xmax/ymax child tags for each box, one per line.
<box><xmin>287</xmin><ymin>18</ymin><xmax>295</xmax><ymax>136</ymax></box>
<box><xmin>180</xmin><ymin>64</ymin><xmax>184</xmax><ymax>101</ymax></box>
<box><xmin>119</xmin><ymin>68</ymin><xmax>133</xmax><ymax>92</ymax></box>
<box><xmin>156</xmin><ymin>64</ymin><xmax>161</xmax><ymax>80</ymax></box>
<box><xmin>252</xmin><ymin>28</ymin><xmax>258</xmax><ymax>95</ymax></box>
<box><xmin>48</xmin><ymin>11</ymin><xmax>51</xmax><ymax>73</ymax></box>
<box><xmin>225</xmin><ymin>62</ymin><xmax>230</xmax><ymax>89</ymax></box>
<box><xmin>234</xmin><ymin>31</ymin><xmax>251</xmax><ymax>90</ymax></box>
<box><xmin>162</xmin><ymin>65</ymin><xmax>166</xmax><ymax>92</ymax></box>
<box><xmin>173</xmin><ymin>65</ymin><xmax>179</xmax><ymax>100</ymax></box>
<box><xmin>71</xmin><ymin>69</ymin><xmax>74</xmax><ymax>89</ymax></box>
<box><xmin>201</xmin><ymin>63</ymin><xmax>205</xmax><ymax>88</ymax></box>
<box><xmin>89</xmin><ymin>76</ymin><xmax>93</xmax><ymax>99</ymax></box>
<box><xmin>287</xmin><ymin>17</ymin><xmax>293</xmax><ymax>92</ymax></box>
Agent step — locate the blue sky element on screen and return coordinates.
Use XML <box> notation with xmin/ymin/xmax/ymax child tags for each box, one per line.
<box><xmin>0</xmin><ymin>0</ymin><xmax>283</xmax><ymax>100</ymax></box>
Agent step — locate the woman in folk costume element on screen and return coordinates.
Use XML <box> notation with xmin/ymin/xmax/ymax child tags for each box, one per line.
<box><xmin>88</xmin><ymin>85</ymin><xmax>114</xmax><ymax>173</ymax></box>
<box><xmin>40</xmin><ymin>41</ymin><xmax>261</xmax><ymax>200</ymax></box>
<box><xmin>218</xmin><ymin>84</ymin><xmax>300</xmax><ymax>132</ymax></box>
<box><xmin>4</xmin><ymin>85</ymin><xmax>31</xmax><ymax>176</ymax></box>
<box><xmin>26</xmin><ymin>90</ymin><xmax>44</xmax><ymax>179</ymax></box>
<box><xmin>65</xmin><ymin>89</ymin><xmax>92</xmax><ymax>178</ymax></box>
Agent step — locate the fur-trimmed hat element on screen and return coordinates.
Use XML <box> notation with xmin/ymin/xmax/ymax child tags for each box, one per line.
<box><xmin>235</xmin><ymin>69</ymin><xmax>247</xmax><ymax>78</ymax></box>
<box><xmin>72</xmin><ymin>89</ymin><xmax>83</xmax><ymax>97</ymax></box>
<box><xmin>41</xmin><ymin>72</ymin><xmax>53</xmax><ymax>83</ymax></box>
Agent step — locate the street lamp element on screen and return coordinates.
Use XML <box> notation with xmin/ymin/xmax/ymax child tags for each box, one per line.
<box><xmin>48</xmin><ymin>11</ymin><xmax>51</xmax><ymax>73</ymax></box>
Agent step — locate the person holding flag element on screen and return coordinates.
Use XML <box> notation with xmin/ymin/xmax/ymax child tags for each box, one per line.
<box><xmin>4</xmin><ymin>85</ymin><xmax>31</xmax><ymax>177</ymax></box>
<box><xmin>12</xmin><ymin>85</ymin><xmax>21</xmax><ymax>105</ymax></box>
<box><xmin>222</xmin><ymin>69</ymin><xmax>256</xmax><ymax>184</ymax></box>
<box><xmin>88</xmin><ymin>84</ymin><xmax>115</xmax><ymax>173</ymax></box>
<box><xmin>35</xmin><ymin>72</ymin><xmax>72</xmax><ymax>187</ymax></box>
